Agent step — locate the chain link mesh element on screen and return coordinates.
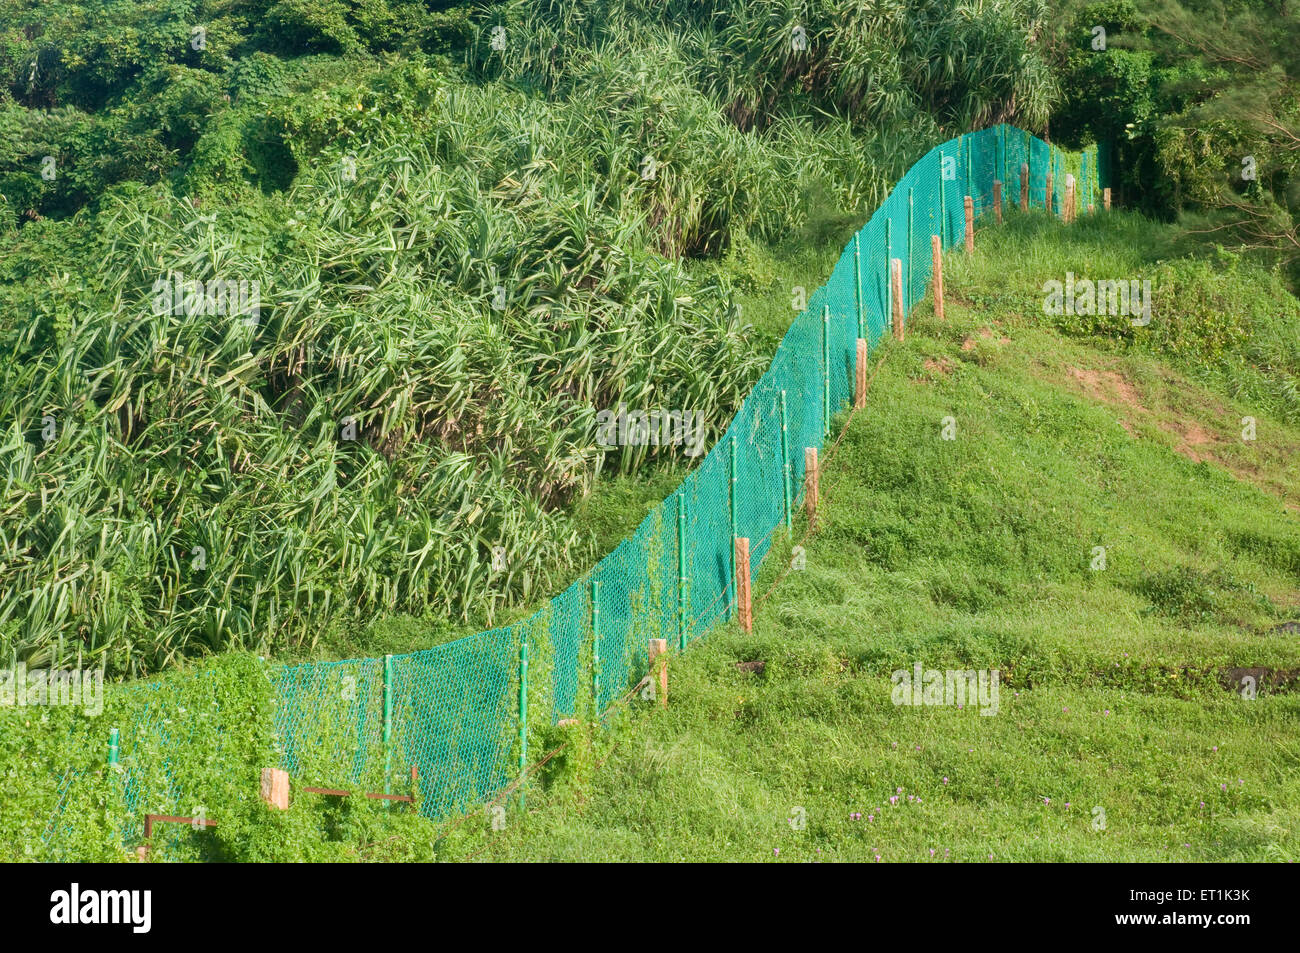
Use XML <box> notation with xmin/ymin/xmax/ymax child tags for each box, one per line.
<box><xmin>32</xmin><ymin>126</ymin><xmax>1100</xmax><ymax>848</ymax></box>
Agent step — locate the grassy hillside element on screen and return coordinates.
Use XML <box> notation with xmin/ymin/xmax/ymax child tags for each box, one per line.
<box><xmin>430</xmin><ymin>209</ymin><xmax>1300</xmax><ymax>862</ymax></box>
<box><xmin>8</xmin><ymin>204</ymin><xmax>1298</xmax><ymax>864</ymax></box>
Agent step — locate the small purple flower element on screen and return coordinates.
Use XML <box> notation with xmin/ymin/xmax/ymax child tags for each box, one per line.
<box><xmin>773</xmin><ymin>848</ymin><xmax>779</xmax><ymax>857</ymax></box>
<box><xmin>897</xmin><ymin>787</ymin><xmax>903</xmax><ymax>793</ymax></box>
<box><xmin>930</xmin><ymin>848</ymin><xmax>935</xmax><ymax>857</ymax></box>
<box><xmin>889</xmin><ymin>796</ymin><xmax>898</xmax><ymax>805</ymax></box>
<box><xmin>867</xmin><ymin>814</ymin><xmax>874</xmax><ymax>821</ymax></box>
<box><xmin>943</xmin><ymin>777</ymin><xmax>949</xmax><ymax>784</ymax></box>
<box><xmin>1043</xmin><ymin>797</ymin><xmax>1050</xmax><ymax>805</ymax></box>
<box><xmin>1104</xmin><ymin>709</ymin><xmax>1110</xmax><ymax>715</ymax></box>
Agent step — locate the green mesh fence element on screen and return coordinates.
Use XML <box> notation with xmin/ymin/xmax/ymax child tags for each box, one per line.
<box><xmin>37</xmin><ymin>126</ymin><xmax>1103</xmax><ymax>848</ymax></box>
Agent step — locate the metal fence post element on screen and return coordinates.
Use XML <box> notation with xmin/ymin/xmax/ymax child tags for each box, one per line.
<box><xmin>938</xmin><ymin>150</ymin><xmax>947</xmax><ymax>246</ymax></box>
<box><xmin>728</xmin><ymin>435</ymin><xmax>738</xmax><ymax>619</ymax></box>
<box><xmin>591</xmin><ymin>579</ymin><xmax>601</xmax><ymax>712</ymax></box>
<box><xmin>907</xmin><ymin>187</ymin><xmax>914</xmax><ymax>310</ymax></box>
<box><xmin>517</xmin><ymin>632</ymin><xmax>528</xmax><ymax>809</ymax></box>
<box><xmin>780</xmin><ymin>390</ymin><xmax>791</xmax><ymax>532</ymax></box>
<box><xmin>853</xmin><ymin>232</ymin><xmax>864</xmax><ymax>342</ymax></box>
<box><xmin>677</xmin><ymin>497</ymin><xmax>687</xmax><ymax>652</ymax></box>
<box><xmin>383</xmin><ymin>654</ymin><xmax>393</xmax><ymax>795</ymax></box>
<box><xmin>821</xmin><ymin>304</ymin><xmax>830</xmax><ymax>438</ymax></box>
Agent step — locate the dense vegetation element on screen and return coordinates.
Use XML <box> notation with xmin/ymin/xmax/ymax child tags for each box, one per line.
<box><xmin>2</xmin><ymin>0</ymin><xmax>1297</xmax><ymax>862</ymax></box>
<box><xmin>1051</xmin><ymin>0</ymin><xmax>1300</xmax><ymax>281</ymax></box>
<box><xmin>8</xmin><ymin>206</ymin><xmax>1297</xmax><ymax>861</ymax></box>
<box><xmin>0</xmin><ymin>0</ymin><xmax>1061</xmax><ymax>673</ymax></box>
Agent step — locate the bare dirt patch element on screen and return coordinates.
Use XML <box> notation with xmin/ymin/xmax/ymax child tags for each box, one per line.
<box><xmin>1048</xmin><ymin>361</ymin><xmax>1299</xmax><ymax>510</ymax></box>
<box><xmin>1067</xmin><ymin>367</ymin><xmax>1144</xmax><ymax>411</ymax></box>
<box><xmin>962</xmin><ymin>326</ymin><xmax>1011</xmax><ymax>351</ymax></box>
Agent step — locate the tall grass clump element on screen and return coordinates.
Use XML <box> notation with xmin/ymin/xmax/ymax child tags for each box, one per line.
<box><xmin>0</xmin><ymin>61</ymin><xmax>781</xmax><ymax>675</ymax></box>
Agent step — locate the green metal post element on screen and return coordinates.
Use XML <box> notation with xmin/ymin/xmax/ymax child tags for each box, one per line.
<box><xmin>821</xmin><ymin>305</ymin><xmax>830</xmax><ymax>438</ymax></box>
<box><xmin>591</xmin><ymin>579</ymin><xmax>601</xmax><ymax>712</ymax></box>
<box><xmin>107</xmin><ymin>728</ymin><xmax>119</xmax><ymax>765</ymax></box>
<box><xmin>853</xmin><ymin>233</ymin><xmax>864</xmax><ymax>342</ymax></box>
<box><xmin>906</xmin><ymin>188</ymin><xmax>914</xmax><ymax>311</ymax></box>
<box><xmin>677</xmin><ymin>497</ymin><xmax>687</xmax><ymax>652</ymax></box>
<box><xmin>938</xmin><ymin>150</ymin><xmax>947</xmax><ymax>246</ymax></box>
<box><xmin>884</xmin><ymin>217</ymin><xmax>892</xmax><ymax>334</ymax></box>
<box><xmin>518</xmin><ymin>631</ymin><xmax>528</xmax><ymax>809</ymax></box>
<box><xmin>728</xmin><ymin>435</ymin><xmax>738</xmax><ymax>619</ymax></box>
<box><xmin>779</xmin><ymin>390</ymin><xmax>791</xmax><ymax>532</ymax></box>
<box><xmin>963</xmin><ymin>135</ymin><xmax>972</xmax><ymax>212</ymax></box>
<box><xmin>1025</xmin><ymin>130</ymin><xmax>1032</xmax><ymax>208</ymax></box>
<box><xmin>382</xmin><ymin>654</ymin><xmax>393</xmax><ymax>795</ymax></box>
<box><xmin>1000</xmin><ymin>124</ymin><xmax>1007</xmax><ymax>187</ymax></box>
<box><xmin>1050</xmin><ymin>148</ymin><xmax>1056</xmax><ymax>213</ymax></box>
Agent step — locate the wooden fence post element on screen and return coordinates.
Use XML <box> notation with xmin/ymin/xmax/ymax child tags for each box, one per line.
<box><xmin>891</xmin><ymin>258</ymin><xmax>904</xmax><ymax>341</ymax></box>
<box><xmin>734</xmin><ymin>538</ymin><xmax>751</xmax><ymax>634</ymax></box>
<box><xmin>804</xmin><ymin>448</ymin><xmax>818</xmax><ymax>524</ymax></box>
<box><xmin>1065</xmin><ymin>174</ymin><xmax>1075</xmax><ymax>223</ymax></box>
<box><xmin>1103</xmin><ymin>187</ymin><xmax>1111</xmax><ymax>211</ymax></box>
<box><xmin>648</xmin><ymin>638</ymin><xmax>668</xmax><ymax>707</ymax></box>
<box><xmin>855</xmin><ymin>339</ymin><xmax>867</xmax><ymax>408</ymax></box>
<box><xmin>963</xmin><ymin>197</ymin><xmax>974</xmax><ymax>254</ymax></box>
<box><xmin>1020</xmin><ymin>163</ymin><xmax>1028</xmax><ymax>211</ymax></box>
<box><xmin>931</xmin><ymin>234</ymin><xmax>944</xmax><ymax>322</ymax></box>
<box><xmin>1045</xmin><ymin>168</ymin><xmax>1053</xmax><ymax>215</ymax></box>
<box><xmin>993</xmin><ymin>180</ymin><xmax>1002</xmax><ymax>224</ymax></box>
<box><xmin>261</xmin><ymin>768</ymin><xmax>290</xmax><ymax>810</ymax></box>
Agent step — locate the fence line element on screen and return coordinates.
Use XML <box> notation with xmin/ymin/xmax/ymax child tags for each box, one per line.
<box><xmin>37</xmin><ymin>125</ymin><xmax>1101</xmax><ymax>853</ymax></box>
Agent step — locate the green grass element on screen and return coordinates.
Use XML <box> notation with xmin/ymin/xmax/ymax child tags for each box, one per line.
<box><xmin>430</xmin><ymin>208</ymin><xmax>1300</xmax><ymax>862</ymax></box>
<box><xmin>9</xmin><ymin>205</ymin><xmax>1298</xmax><ymax>863</ymax></box>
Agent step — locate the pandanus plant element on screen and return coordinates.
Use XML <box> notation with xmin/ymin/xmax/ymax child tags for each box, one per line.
<box><xmin>0</xmin><ymin>68</ymin><xmax>776</xmax><ymax>675</ymax></box>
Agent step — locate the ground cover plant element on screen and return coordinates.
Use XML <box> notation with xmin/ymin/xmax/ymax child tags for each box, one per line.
<box><xmin>430</xmin><ymin>208</ymin><xmax>1300</xmax><ymax>862</ymax></box>
<box><xmin>2</xmin><ymin>0</ymin><xmax>1298</xmax><ymax>865</ymax></box>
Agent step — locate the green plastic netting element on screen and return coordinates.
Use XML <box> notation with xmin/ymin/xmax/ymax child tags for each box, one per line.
<box><xmin>37</xmin><ymin>126</ymin><xmax>1101</xmax><ymax>848</ymax></box>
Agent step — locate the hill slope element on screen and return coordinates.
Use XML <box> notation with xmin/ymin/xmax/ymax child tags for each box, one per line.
<box><xmin>434</xmin><ymin>211</ymin><xmax>1300</xmax><ymax>862</ymax></box>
